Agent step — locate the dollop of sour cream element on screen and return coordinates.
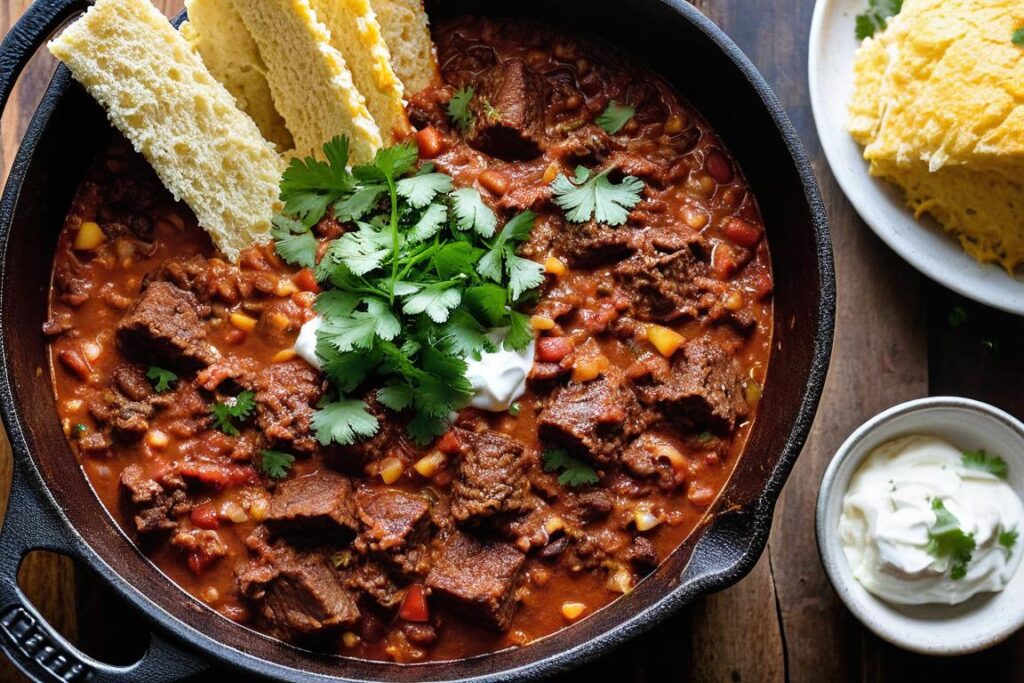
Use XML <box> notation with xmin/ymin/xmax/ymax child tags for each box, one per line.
<box><xmin>839</xmin><ymin>435</ymin><xmax>1024</xmax><ymax>605</ymax></box>
<box><xmin>293</xmin><ymin>317</ymin><xmax>535</xmax><ymax>413</ymax></box>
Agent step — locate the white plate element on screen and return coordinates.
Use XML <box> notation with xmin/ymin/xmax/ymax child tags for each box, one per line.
<box><xmin>817</xmin><ymin>397</ymin><xmax>1024</xmax><ymax>655</ymax></box>
<box><xmin>808</xmin><ymin>0</ymin><xmax>1024</xmax><ymax>315</ymax></box>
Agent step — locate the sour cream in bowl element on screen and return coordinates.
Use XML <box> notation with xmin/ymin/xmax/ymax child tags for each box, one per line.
<box><xmin>817</xmin><ymin>397</ymin><xmax>1024</xmax><ymax>655</ymax></box>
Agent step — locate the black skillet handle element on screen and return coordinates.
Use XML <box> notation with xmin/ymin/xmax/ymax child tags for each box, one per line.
<box><xmin>0</xmin><ymin>1</ymin><xmax>209</xmax><ymax>680</ymax></box>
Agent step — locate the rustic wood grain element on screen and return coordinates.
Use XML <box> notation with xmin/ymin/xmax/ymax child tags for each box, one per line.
<box><xmin>0</xmin><ymin>1</ymin><xmax>1020</xmax><ymax>681</ymax></box>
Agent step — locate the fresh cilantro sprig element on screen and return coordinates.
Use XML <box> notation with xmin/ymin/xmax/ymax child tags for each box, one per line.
<box><xmin>961</xmin><ymin>450</ymin><xmax>1008</xmax><ymax>480</ymax></box>
<box><xmin>279</xmin><ymin>136</ymin><xmax>356</xmax><ymax>227</ymax></box>
<box><xmin>272</xmin><ymin>215</ymin><xmax>318</xmax><ymax>269</ymax></box>
<box><xmin>448</xmin><ymin>87</ymin><xmax>474</xmax><ymax>133</ymax></box>
<box><xmin>596</xmin><ymin>100</ymin><xmax>635</xmax><ymax>134</ymax></box>
<box><xmin>259</xmin><ymin>450</ymin><xmax>295</xmax><ymax>479</ymax></box>
<box><xmin>550</xmin><ymin>166</ymin><xmax>644</xmax><ymax>226</ymax></box>
<box><xmin>542</xmin><ymin>449</ymin><xmax>599</xmax><ymax>487</ymax></box>
<box><xmin>927</xmin><ymin>498</ymin><xmax>976</xmax><ymax>580</ymax></box>
<box><xmin>999</xmin><ymin>526</ymin><xmax>1019</xmax><ymax>557</ymax></box>
<box><xmin>146</xmin><ymin>366</ymin><xmax>177</xmax><ymax>393</ymax></box>
<box><xmin>855</xmin><ymin>0</ymin><xmax>902</xmax><ymax>40</ymax></box>
<box><xmin>274</xmin><ymin>136</ymin><xmax>543</xmax><ymax>446</ymax></box>
<box><xmin>209</xmin><ymin>390</ymin><xmax>256</xmax><ymax>437</ymax></box>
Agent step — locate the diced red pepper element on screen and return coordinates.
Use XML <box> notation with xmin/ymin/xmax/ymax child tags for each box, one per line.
<box><xmin>723</xmin><ymin>217</ymin><xmax>762</xmax><ymax>248</ymax></box>
<box><xmin>536</xmin><ymin>336</ymin><xmax>575</xmax><ymax>363</ymax></box>
<box><xmin>294</xmin><ymin>268</ymin><xmax>320</xmax><ymax>293</ymax></box>
<box><xmin>399</xmin><ymin>584</ymin><xmax>430</xmax><ymax>622</ymax></box>
<box><xmin>415</xmin><ymin>127</ymin><xmax>445</xmax><ymax>159</ymax></box>
<box><xmin>190</xmin><ymin>503</ymin><xmax>220</xmax><ymax>530</ymax></box>
<box><xmin>436</xmin><ymin>431</ymin><xmax>462</xmax><ymax>455</ymax></box>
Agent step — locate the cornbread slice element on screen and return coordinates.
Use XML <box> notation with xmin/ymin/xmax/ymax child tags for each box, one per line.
<box><xmin>310</xmin><ymin>0</ymin><xmax>412</xmax><ymax>144</ymax></box>
<box><xmin>48</xmin><ymin>0</ymin><xmax>284</xmax><ymax>263</ymax></box>
<box><xmin>181</xmin><ymin>0</ymin><xmax>294</xmax><ymax>152</ymax></box>
<box><xmin>230</xmin><ymin>0</ymin><xmax>383</xmax><ymax>163</ymax></box>
<box><xmin>370</xmin><ymin>0</ymin><xmax>440</xmax><ymax>94</ymax></box>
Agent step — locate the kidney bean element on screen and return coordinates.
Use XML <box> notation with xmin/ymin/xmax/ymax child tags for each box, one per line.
<box><xmin>704</xmin><ymin>150</ymin><xmax>734</xmax><ymax>184</ymax></box>
<box><xmin>58</xmin><ymin>348</ymin><xmax>92</xmax><ymax>382</ymax></box>
<box><xmin>723</xmin><ymin>217</ymin><xmax>762</xmax><ymax>248</ymax></box>
<box><xmin>536</xmin><ymin>336</ymin><xmax>575</xmax><ymax>363</ymax></box>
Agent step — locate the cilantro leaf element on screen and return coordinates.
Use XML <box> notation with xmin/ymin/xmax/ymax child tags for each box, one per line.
<box><xmin>855</xmin><ymin>0</ymin><xmax>902</xmax><ymax>40</ymax></box>
<box><xmin>478</xmin><ymin>211</ymin><xmax>541</xmax><ymax>296</ymax></box>
<box><xmin>209</xmin><ymin>390</ymin><xmax>256</xmax><ymax>436</ymax></box>
<box><xmin>146</xmin><ymin>366</ymin><xmax>177</xmax><ymax>393</ymax></box>
<box><xmin>271</xmin><ymin>215</ymin><xmax>317</xmax><ymax>269</ymax></box>
<box><xmin>397</xmin><ymin>172</ymin><xmax>454</xmax><ymax>209</ymax></box>
<box><xmin>280</xmin><ymin>136</ymin><xmax>355</xmax><ymax>226</ymax></box>
<box><xmin>464</xmin><ymin>284</ymin><xmax>508</xmax><ymax>327</ymax></box>
<box><xmin>506</xmin><ymin>254</ymin><xmax>544</xmax><ymax>300</ymax></box>
<box><xmin>312</xmin><ymin>399</ymin><xmax>380</xmax><ymax>446</ymax></box>
<box><xmin>999</xmin><ymin>526</ymin><xmax>1018</xmax><ymax>556</ymax></box>
<box><xmin>408</xmin><ymin>203</ymin><xmax>448</xmax><ymax>243</ymax></box>
<box><xmin>448</xmin><ymin>87</ymin><xmax>474</xmax><ymax>133</ymax></box>
<box><xmin>451</xmin><ymin>187</ymin><xmax>497</xmax><ymax>237</ymax></box>
<box><xmin>542</xmin><ymin>449</ymin><xmax>599</xmax><ymax>487</ymax></box>
<box><xmin>596</xmin><ymin>100</ymin><xmax>635</xmax><ymax>134</ymax></box>
<box><xmin>505</xmin><ymin>310</ymin><xmax>534</xmax><ymax>351</ymax></box>
<box><xmin>335</xmin><ymin>224</ymin><xmax>391</xmax><ymax>276</ymax></box>
<box><xmin>259</xmin><ymin>450</ymin><xmax>295</xmax><ymax>479</ymax></box>
<box><xmin>377</xmin><ymin>383</ymin><xmax>415</xmax><ymax>412</ymax></box>
<box><xmin>356</xmin><ymin>141</ymin><xmax>418</xmax><ymax>182</ymax></box>
<box><xmin>402</xmin><ymin>283</ymin><xmax>463</xmax><ymax>323</ymax></box>
<box><xmin>335</xmin><ymin>184</ymin><xmax>385</xmax><ymax>222</ymax></box>
<box><xmin>961</xmin><ymin>450</ymin><xmax>1008</xmax><ymax>480</ymax></box>
<box><xmin>551</xmin><ymin>167</ymin><xmax>644</xmax><ymax>226</ymax></box>
<box><xmin>927</xmin><ymin>498</ymin><xmax>976</xmax><ymax>580</ymax></box>
<box><xmin>442</xmin><ymin>310</ymin><xmax>494</xmax><ymax>359</ymax></box>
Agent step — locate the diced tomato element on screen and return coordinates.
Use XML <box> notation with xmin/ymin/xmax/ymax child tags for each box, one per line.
<box><xmin>415</xmin><ymin>127</ymin><xmax>445</xmax><ymax>159</ymax></box>
<box><xmin>178</xmin><ymin>462</ymin><xmax>259</xmax><ymax>489</ymax></box>
<box><xmin>711</xmin><ymin>243</ymin><xmax>738</xmax><ymax>280</ymax></box>
<box><xmin>436</xmin><ymin>431</ymin><xmax>462</xmax><ymax>455</ymax></box>
<box><xmin>722</xmin><ymin>217</ymin><xmax>762</xmax><ymax>248</ymax></box>
<box><xmin>190</xmin><ymin>503</ymin><xmax>220</xmax><ymax>530</ymax></box>
<box><xmin>187</xmin><ymin>551</ymin><xmax>219</xmax><ymax>576</ymax></box>
<box><xmin>399</xmin><ymin>584</ymin><xmax>430</xmax><ymax>623</ymax></box>
<box><xmin>754</xmin><ymin>271</ymin><xmax>773</xmax><ymax>299</ymax></box>
<box><xmin>294</xmin><ymin>268</ymin><xmax>320</xmax><ymax>293</ymax></box>
<box><xmin>536</xmin><ymin>336</ymin><xmax>575</xmax><ymax>363</ymax></box>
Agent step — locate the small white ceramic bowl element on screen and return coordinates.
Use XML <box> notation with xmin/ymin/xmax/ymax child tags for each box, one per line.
<box><xmin>817</xmin><ymin>397</ymin><xmax>1024</xmax><ymax>655</ymax></box>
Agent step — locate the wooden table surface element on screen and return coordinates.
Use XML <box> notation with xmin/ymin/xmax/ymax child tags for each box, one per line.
<box><xmin>2</xmin><ymin>0</ymin><xmax>1023</xmax><ymax>680</ymax></box>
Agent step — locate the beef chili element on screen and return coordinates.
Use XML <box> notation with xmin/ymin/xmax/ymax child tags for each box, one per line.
<box><xmin>45</xmin><ymin>17</ymin><xmax>772</xmax><ymax>662</ymax></box>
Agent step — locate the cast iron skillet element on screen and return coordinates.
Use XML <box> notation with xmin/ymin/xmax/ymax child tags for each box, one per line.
<box><xmin>0</xmin><ymin>0</ymin><xmax>834</xmax><ymax>680</ymax></box>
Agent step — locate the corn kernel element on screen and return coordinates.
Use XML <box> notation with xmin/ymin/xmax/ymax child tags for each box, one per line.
<box><xmin>561</xmin><ymin>602</ymin><xmax>586</xmax><ymax>621</ymax></box>
<box><xmin>413</xmin><ymin>451</ymin><xmax>446</xmax><ymax>478</ymax></box>
<box><xmin>607</xmin><ymin>567</ymin><xmax>634</xmax><ymax>594</ymax></box>
<box><xmin>146</xmin><ymin>430</ymin><xmax>169</xmax><ymax>449</ymax></box>
<box><xmin>267</xmin><ymin>312</ymin><xmax>290</xmax><ymax>331</ymax></box>
<box><xmin>229</xmin><ymin>312</ymin><xmax>257</xmax><ymax>332</ymax></box>
<box><xmin>647</xmin><ymin>325</ymin><xmax>685</xmax><ymax>357</ymax></box>
<box><xmin>684</xmin><ymin>207</ymin><xmax>709</xmax><ymax>230</ymax></box>
<box><xmin>544</xmin><ymin>516</ymin><xmax>565</xmax><ymax>535</ymax></box>
<box><xmin>74</xmin><ymin>221</ymin><xmax>106</xmax><ymax>251</ymax></box>
<box><xmin>724</xmin><ymin>290</ymin><xmax>744</xmax><ymax>312</ymax></box>
<box><xmin>665</xmin><ymin>114</ymin><xmax>686</xmax><ymax>135</ymax></box>
<box><xmin>380</xmin><ymin>457</ymin><xmax>405</xmax><ymax>485</ymax></box>
<box><xmin>542</xmin><ymin>162</ymin><xmax>560</xmax><ymax>184</ymax></box>
<box><xmin>248</xmin><ymin>498</ymin><xmax>270</xmax><ymax>522</ymax></box>
<box><xmin>342</xmin><ymin>632</ymin><xmax>360</xmax><ymax>648</ymax></box>
<box><xmin>202</xmin><ymin>587</ymin><xmax>220</xmax><ymax>603</ymax></box>
<box><xmin>276</xmin><ymin>279</ymin><xmax>299</xmax><ymax>297</ymax></box>
<box><xmin>634</xmin><ymin>508</ymin><xmax>662</xmax><ymax>531</ymax></box>
<box><xmin>81</xmin><ymin>341</ymin><xmax>103</xmax><ymax>362</ymax></box>
<box><xmin>530</xmin><ymin>315</ymin><xmax>556</xmax><ymax>331</ymax></box>
<box><xmin>64</xmin><ymin>399</ymin><xmax>83</xmax><ymax>413</ymax></box>
<box><xmin>571</xmin><ymin>354</ymin><xmax>609</xmax><ymax>383</ymax></box>
<box><xmin>272</xmin><ymin>349</ymin><xmax>297</xmax><ymax>363</ymax></box>
<box><xmin>544</xmin><ymin>256</ymin><xmax>567</xmax><ymax>277</ymax></box>
<box><xmin>221</xmin><ymin>501</ymin><xmax>249</xmax><ymax>524</ymax></box>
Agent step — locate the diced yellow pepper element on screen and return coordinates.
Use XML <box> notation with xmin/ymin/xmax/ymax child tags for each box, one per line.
<box><xmin>544</xmin><ymin>256</ymin><xmax>567</xmax><ymax>277</ymax></box>
<box><xmin>561</xmin><ymin>602</ymin><xmax>586</xmax><ymax>621</ymax></box>
<box><xmin>275</xmin><ymin>279</ymin><xmax>299</xmax><ymax>297</ymax></box>
<box><xmin>272</xmin><ymin>349</ymin><xmax>297</xmax><ymax>363</ymax></box>
<box><xmin>380</xmin><ymin>457</ymin><xmax>405</xmax><ymax>485</ymax></box>
<box><xmin>530</xmin><ymin>315</ymin><xmax>556</xmax><ymax>331</ymax></box>
<box><xmin>571</xmin><ymin>353</ymin><xmax>609</xmax><ymax>383</ymax></box>
<box><xmin>745</xmin><ymin>379</ymin><xmax>763</xmax><ymax>408</ymax></box>
<box><xmin>543</xmin><ymin>162</ymin><xmax>560</xmax><ymax>184</ymax></box>
<box><xmin>229</xmin><ymin>312</ymin><xmax>257</xmax><ymax>332</ymax></box>
<box><xmin>647</xmin><ymin>325</ymin><xmax>685</xmax><ymax>357</ymax></box>
<box><xmin>74</xmin><ymin>221</ymin><xmax>106</xmax><ymax>251</ymax></box>
<box><xmin>413</xmin><ymin>451</ymin><xmax>446</xmax><ymax>478</ymax></box>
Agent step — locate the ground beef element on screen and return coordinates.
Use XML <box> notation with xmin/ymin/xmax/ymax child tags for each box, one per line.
<box><xmin>116</xmin><ymin>281</ymin><xmax>216</xmax><ymax>371</ymax></box>
<box><xmin>253</xmin><ymin>360</ymin><xmax>325</xmax><ymax>453</ymax></box>
<box><xmin>265</xmin><ymin>471</ymin><xmax>359</xmax><ymax>535</ymax></box>
<box><xmin>425</xmin><ymin>532</ymin><xmax>525</xmax><ymax>631</ymax></box>
<box><xmin>354</xmin><ymin>488</ymin><xmax>433</xmax><ymax>577</ymax></box>
<box><xmin>449</xmin><ymin>429</ymin><xmax>535</xmax><ymax>526</ymax></box>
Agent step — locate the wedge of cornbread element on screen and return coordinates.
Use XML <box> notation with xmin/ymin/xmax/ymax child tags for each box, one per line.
<box><xmin>309</xmin><ymin>0</ymin><xmax>412</xmax><ymax>144</ymax></box>
<box><xmin>48</xmin><ymin>0</ymin><xmax>284</xmax><ymax>263</ymax></box>
<box><xmin>848</xmin><ymin>0</ymin><xmax>1024</xmax><ymax>270</ymax></box>
<box><xmin>370</xmin><ymin>0</ymin><xmax>440</xmax><ymax>94</ymax></box>
<box><xmin>181</xmin><ymin>0</ymin><xmax>294</xmax><ymax>152</ymax></box>
<box><xmin>230</xmin><ymin>0</ymin><xmax>383</xmax><ymax>163</ymax></box>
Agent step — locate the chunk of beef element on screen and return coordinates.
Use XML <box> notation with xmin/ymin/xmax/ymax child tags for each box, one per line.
<box><xmin>467</xmin><ymin>59</ymin><xmax>546</xmax><ymax>160</ymax></box>
<box><xmin>54</xmin><ymin>261</ymin><xmax>93</xmax><ymax>307</ymax></box>
<box><xmin>620</xmin><ymin>433</ymin><xmax>685</xmax><ymax>490</ymax></box>
<box><xmin>116</xmin><ymin>282</ymin><xmax>216</xmax><ymax>371</ymax></box>
<box><xmin>612</xmin><ymin>236</ymin><xmax>721</xmax><ymax>322</ymax></box>
<box><xmin>518</xmin><ymin>212</ymin><xmax>561</xmax><ymax>261</ymax></box>
<box><xmin>342</xmin><ymin>558</ymin><xmax>405</xmax><ymax>611</ymax></box>
<box><xmin>112</xmin><ymin>364</ymin><xmax>154</xmax><ymax>402</ymax></box>
<box><xmin>265</xmin><ymin>471</ymin><xmax>358</xmax><ymax>535</ymax></box>
<box><xmin>90</xmin><ymin>387</ymin><xmax>155</xmax><ymax>441</ymax></box>
<box><xmin>425</xmin><ymin>532</ymin><xmax>525</xmax><ymax>631</ymax></box>
<box><xmin>354</xmin><ymin>488</ymin><xmax>433</xmax><ymax>577</ymax></box>
<box><xmin>341</xmin><ymin>394</ymin><xmax>416</xmax><ymax>464</ymax></box>
<box><xmin>171</xmin><ymin>528</ymin><xmax>228</xmax><ymax>574</ymax></box>
<box><xmin>197</xmin><ymin>356</ymin><xmax>259</xmax><ymax>393</ymax></box>
<box><xmin>238</xmin><ymin>532</ymin><xmax>359</xmax><ymax>637</ymax></box>
<box><xmin>571</xmin><ymin>489</ymin><xmax>613</xmax><ymax>523</ymax></box>
<box><xmin>558</xmin><ymin>220</ymin><xmax>639</xmax><ymax>267</ymax></box>
<box><xmin>624</xmin><ymin>536</ymin><xmax>658</xmax><ymax>573</ymax></box>
<box><xmin>253</xmin><ymin>360</ymin><xmax>324</xmax><ymax>453</ymax></box>
<box><xmin>636</xmin><ymin>339</ymin><xmax>748</xmax><ymax>432</ymax></box>
<box><xmin>537</xmin><ymin>372</ymin><xmax>648</xmax><ymax>464</ymax></box>
<box><xmin>449</xmin><ymin>429</ymin><xmax>534</xmax><ymax>526</ymax></box>
<box><xmin>547</xmin><ymin>124</ymin><xmax>615</xmax><ymax>165</ymax></box>
<box><xmin>152</xmin><ymin>254</ymin><xmax>255</xmax><ymax>306</ymax></box>
<box><xmin>76</xmin><ymin>431</ymin><xmax>111</xmax><ymax>455</ymax></box>
<box><xmin>604</xmin><ymin>151</ymin><xmax>669</xmax><ymax>184</ymax></box>
<box><xmin>120</xmin><ymin>464</ymin><xmax>191</xmax><ymax>535</ymax></box>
